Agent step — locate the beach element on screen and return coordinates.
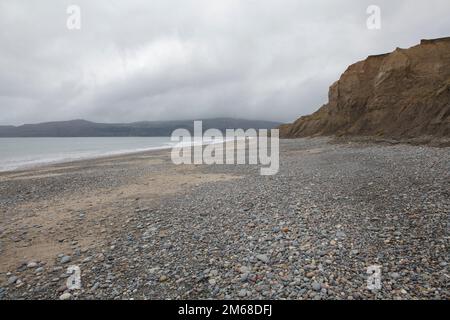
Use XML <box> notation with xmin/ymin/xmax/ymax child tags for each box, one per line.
<box><xmin>0</xmin><ymin>138</ymin><xmax>448</xmax><ymax>300</ymax></box>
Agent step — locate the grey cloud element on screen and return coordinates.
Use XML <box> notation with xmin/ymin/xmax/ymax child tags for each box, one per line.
<box><xmin>0</xmin><ymin>0</ymin><xmax>449</xmax><ymax>125</ymax></box>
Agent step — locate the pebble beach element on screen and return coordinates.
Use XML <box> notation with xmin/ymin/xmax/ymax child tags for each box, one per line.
<box><xmin>0</xmin><ymin>138</ymin><xmax>448</xmax><ymax>300</ymax></box>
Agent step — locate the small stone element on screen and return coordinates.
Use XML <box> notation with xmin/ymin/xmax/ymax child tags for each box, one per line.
<box><xmin>35</xmin><ymin>267</ymin><xmax>44</xmax><ymax>273</ymax></box>
<box><xmin>239</xmin><ymin>266</ymin><xmax>250</xmax><ymax>274</ymax></box>
<box><xmin>311</xmin><ymin>282</ymin><xmax>321</xmax><ymax>291</ymax></box>
<box><xmin>27</xmin><ymin>262</ymin><xmax>38</xmax><ymax>268</ymax></box>
<box><xmin>238</xmin><ymin>289</ymin><xmax>247</xmax><ymax>297</ymax></box>
<box><xmin>390</xmin><ymin>272</ymin><xmax>401</xmax><ymax>280</ymax></box>
<box><xmin>159</xmin><ymin>275</ymin><xmax>168</xmax><ymax>282</ymax></box>
<box><xmin>209</xmin><ymin>270</ymin><xmax>218</xmax><ymax>277</ymax></box>
<box><xmin>59</xmin><ymin>292</ymin><xmax>72</xmax><ymax>300</ymax></box>
<box><xmin>91</xmin><ymin>282</ymin><xmax>100</xmax><ymax>291</ymax></box>
<box><xmin>148</xmin><ymin>267</ymin><xmax>160</xmax><ymax>274</ymax></box>
<box><xmin>8</xmin><ymin>276</ymin><xmax>18</xmax><ymax>285</ymax></box>
<box><xmin>256</xmin><ymin>254</ymin><xmax>269</xmax><ymax>263</ymax></box>
<box><xmin>240</xmin><ymin>273</ymin><xmax>250</xmax><ymax>282</ymax></box>
<box><xmin>336</xmin><ymin>231</ymin><xmax>346</xmax><ymax>239</ymax></box>
<box><xmin>352</xmin><ymin>292</ymin><xmax>362</xmax><ymax>299</ymax></box>
<box><xmin>317</xmin><ymin>250</ymin><xmax>327</xmax><ymax>257</ymax></box>
<box><xmin>57</xmin><ymin>284</ymin><xmax>67</xmax><ymax>293</ymax></box>
<box><xmin>60</xmin><ymin>256</ymin><xmax>71</xmax><ymax>264</ymax></box>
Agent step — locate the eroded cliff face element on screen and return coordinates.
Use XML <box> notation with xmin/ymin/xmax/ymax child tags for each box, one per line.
<box><xmin>281</xmin><ymin>38</ymin><xmax>450</xmax><ymax>139</ymax></box>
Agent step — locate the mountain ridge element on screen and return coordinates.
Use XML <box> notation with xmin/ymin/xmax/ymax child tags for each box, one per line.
<box><xmin>0</xmin><ymin>118</ymin><xmax>281</xmax><ymax>137</ymax></box>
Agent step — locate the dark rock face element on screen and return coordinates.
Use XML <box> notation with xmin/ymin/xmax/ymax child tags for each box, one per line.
<box><xmin>281</xmin><ymin>37</ymin><xmax>450</xmax><ymax>139</ymax></box>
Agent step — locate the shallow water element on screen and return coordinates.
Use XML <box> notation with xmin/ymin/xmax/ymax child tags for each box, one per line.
<box><xmin>0</xmin><ymin>137</ymin><xmax>176</xmax><ymax>172</ymax></box>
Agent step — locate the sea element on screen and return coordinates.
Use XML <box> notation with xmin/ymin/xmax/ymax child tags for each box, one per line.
<box><xmin>0</xmin><ymin>137</ymin><xmax>181</xmax><ymax>172</ymax></box>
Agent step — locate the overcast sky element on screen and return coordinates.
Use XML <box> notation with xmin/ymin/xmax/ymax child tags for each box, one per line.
<box><xmin>0</xmin><ymin>0</ymin><xmax>449</xmax><ymax>125</ymax></box>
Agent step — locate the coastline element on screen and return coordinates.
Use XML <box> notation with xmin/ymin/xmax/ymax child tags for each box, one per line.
<box><xmin>0</xmin><ymin>136</ymin><xmax>234</xmax><ymax>174</ymax></box>
<box><xmin>0</xmin><ymin>144</ymin><xmax>175</xmax><ymax>175</ymax></box>
<box><xmin>0</xmin><ymin>138</ymin><xmax>448</xmax><ymax>300</ymax></box>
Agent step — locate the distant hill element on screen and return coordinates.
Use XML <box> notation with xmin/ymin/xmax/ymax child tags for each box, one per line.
<box><xmin>0</xmin><ymin>118</ymin><xmax>281</xmax><ymax>137</ymax></box>
<box><xmin>280</xmin><ymin>37</ymin><xmax>450</xmax><ymax>139</ymax></box>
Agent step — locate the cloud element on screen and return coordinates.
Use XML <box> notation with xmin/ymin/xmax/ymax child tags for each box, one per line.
<box><xmin>0</xmin><ymin>0</ymin><xmax>449</xmax><ymax>125</ymax></box>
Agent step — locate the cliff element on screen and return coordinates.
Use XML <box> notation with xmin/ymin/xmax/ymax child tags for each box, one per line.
<box><xmin>281</xmin><ymin>37</ymin><xmax>450</xmax><ymax>139</ymax></box>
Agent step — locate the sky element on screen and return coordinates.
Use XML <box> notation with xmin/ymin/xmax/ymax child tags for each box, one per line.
<box><xmin>0</xmin><ymin>0</ymin><xmax>449</xmax><ymax>125</ymax></box>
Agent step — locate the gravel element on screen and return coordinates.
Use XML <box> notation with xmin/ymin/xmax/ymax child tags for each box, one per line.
<box><xmin>0</xmin><ymin>138</ymin><xmax>448</xmax><ymax>300</ymax></box>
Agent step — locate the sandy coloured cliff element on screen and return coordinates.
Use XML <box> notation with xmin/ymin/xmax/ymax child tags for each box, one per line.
<box><xmin>280</xmin><ymin>37</ymin><xmax>450</xmax><ymax>139</ymax></box>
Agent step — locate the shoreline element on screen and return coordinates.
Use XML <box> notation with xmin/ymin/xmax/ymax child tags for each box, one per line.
<box><xmin>0</xmin><ymin>145</ymin><xmax>175</xmax><ymax>175</ymax></box>
<box><xmin>0</xmin><ymin>137</ymin><xmax>236</xmax><ymax>174</ymax></box>
<box><xmin>0</xmin><ymin>136</ymin><xmax>246</xmax><ymax>175</ymax></box>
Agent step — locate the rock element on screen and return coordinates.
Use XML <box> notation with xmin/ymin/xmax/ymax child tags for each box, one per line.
<box><xmin>317</xmin><ymin>250</ymin><xmax>327</xmax><ymax>257</ymax></box>
<box><xmin>336</xmin><ymin>231</ymin><xmax>346</xmax><ymax>239</ymax></box>
<box><xmin>239</xmin><ymin>266</ymin><xmax>250</xmax><ymax>274</ymax></box>
<box><xmin>27</xmin><ymin>262</ymin><xmax>38</xmax><ymax>268</ymax></box>
<box><xmin>256</xmin><ymin>254</ymin><xmax>269</xmax><ymax>263</ymax></box>
<box><xmin>159</xmin><ymin>275</ymin><xmax>168</xmax><ymax>282</ymax></box>
<box><xmin>7</xmin><ymin>276</ymin><xmax>18</xmax><ymax>285</ymax></box>
<box><xmin>240</xmin><ymin>273</ymin><xmax>250</xmax><ymax>282</ymax></box>
<box><xmin>390</xmin><ymin>272</ymin><xmax>401</xmax><ymax>280</ymax></box>
<box><xmin>91</xmin><ymin>282</ymin><xmax>100</xmax><ymax>291</ymax></box>
<box><xmin>238</xmin><ymin>289</ymin><xmax>247</xmax><ymax>297</ymax></box>
<box><xmin>311</xmin><ymin>282</ymin><xmax>321</xmax><ymax>291</ymax></box>
<box><xmin>59</xmin><ymin>292</ymin><xmax>72</xmax><ymax>300</ymax></box>
<box><xmin>35</xmin><ymin>267</ymin><xmax>44</xmax><ymax>273</ymax></box>
<box><xmin>60</xmin><ymin>256</ymin><xmax>71</xmax><ymax>264</ymax></box>
<box><xmin>209</xmin><ymin>270</ymin><xmax>218</xmax><ymax>277</ymax></box>
<box><xmin>57</xmin><ymin>284</ymin><xmax>67</xmax><ymax>293</ymax></box>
